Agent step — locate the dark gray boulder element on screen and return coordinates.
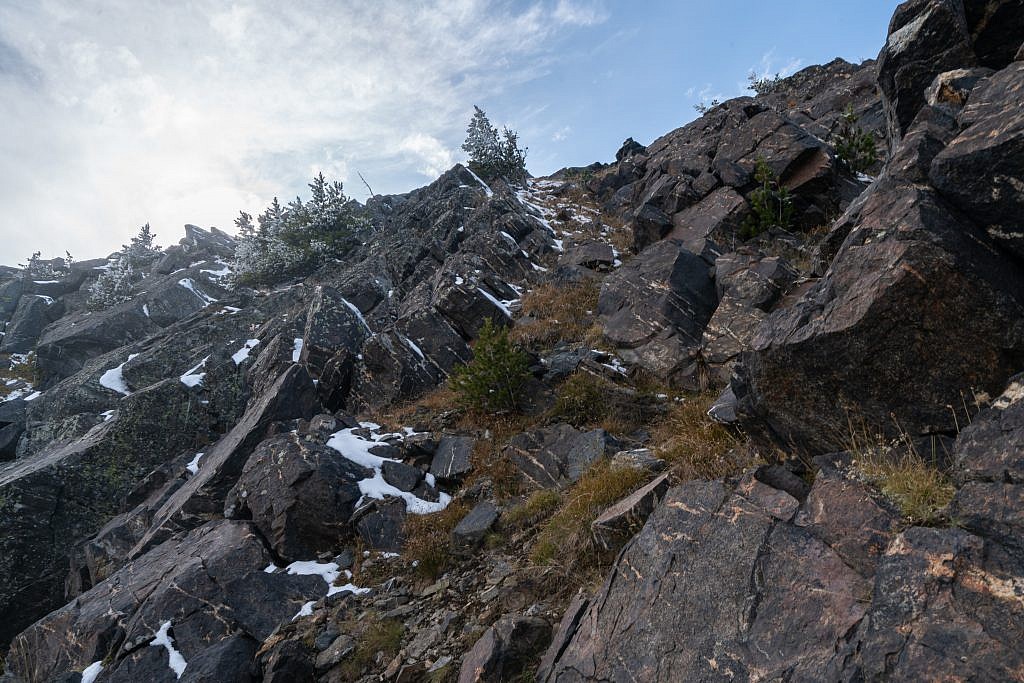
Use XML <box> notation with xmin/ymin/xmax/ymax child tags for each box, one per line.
<box><xmin>0</xmin><ymin>277</ymin><xmax>24</xmax><ymax>322</ymax></box>
<box><xmin>381</xmin><ymin>460</ymin><xmax>423</xmax><ymax>492</ymax></box>
<box><xmin>0</xmin><ymin>378</ymin><xmax>208</xmax><ymax>648</ymax></box>
<box><xmin>734</xmin><ymin>171</ymin><xmax>1024</xmax><ymax>453</ymax></box>
<box><xmin>224</xmin><ymin>433</ymin><xmax>366</xmax><ymax>563</ymax></box>
<box><xmin>598</xmin><ymin>239</ymin><xmax>716</xmax><ymax>385</ymax></box>
<box><xmin>930</xmin><ymin>61</ymin><xmax>1024</xmax><ymax>258</ymax></box>
<box><xmin>0</xmin><ymin>422</ymin><xmax>23</xmax><ymax>460</ymax></box>
<box><xmin>430</xmin><ymin>435</ymin><xmax>475</xmax><ymax>482</ymax></box>
<box><xmin>5</xmin><ymin>520</ymin><xmax>322</xmax><ymax>683</ymax></box>
<box><xmin>459</xmin><ymin>614</ymin><xmax>551</xmax><ymax>683</ymax></box>
<box><xmin>540</xmin><ymin>479</ymin><xmax>864</xmax><ymax>681</ymax></box>
<box><xmin>451</xmin><ymin>501</ymin><xmax>499</xmax><ymax>553</ymax></box>
<box><xmin>877</xmin><ymin>0</ymin><xmax>975</xmax><ymax>150</ymax></box>
<box><xmin>505</xmin><ymin>424</ymin><xmax>612</xmax><ymax>489</ymax></box>
<box><xmin>130</xmin><ymin>364</ymin><xmax>318</xmax><ymax>558</ymax></box>
<box><xmin>1</xmin><ymin>295</ymin><xmax>63</xmax><ymax>354</ymax></box>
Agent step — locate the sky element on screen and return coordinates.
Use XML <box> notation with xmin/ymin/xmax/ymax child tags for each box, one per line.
<box><xmin>0</xmin><ymin>0</ymin><xmax>900</xmax><ymax>265</ymax></box>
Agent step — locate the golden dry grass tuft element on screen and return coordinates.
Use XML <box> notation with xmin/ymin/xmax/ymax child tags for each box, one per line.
<box><xmin>0</xmin><ymin>353</ymin><xmax>38</xmax><ymax>399</ymax></box>
<box><xmin>651</xmin><ymin>393</ymin><xmax>744</xmax><ymax>480</ymax></box>
<box><xmin>336</xmin><ymin>615</ymin><xmax>404</xmax><ymax>680</ymax></box>
<box><xmin>503</xmin><ymin>489</ymin><xmax>562</xmax><ymax>532</ymax></box>
<box><xmin>513</xmin><ymin>282</ymin><xmax>600</xmax><ymax>349</ymax></box>
<box><xmin>852</xmin><ymin>437</ymin><xmax>954</xmax><ymax>525</ymax></box>
<box><xmin>529</xmin><ymin>462</ymin><xmax>650</xmax><ymax>576</ymax></box>
<box><xmin>401</xmin><ymin>500</ymin><xmax>471</xmax><ymax>581</ymax></box>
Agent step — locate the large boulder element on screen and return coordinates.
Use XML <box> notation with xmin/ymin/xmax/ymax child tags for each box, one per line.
<box><xmin>539</xmin><ymin>478</ymin><xmax>866</xmax><ymax>681</ymax></box>
<box><xmin>598</xmin><ymin>239</ymin><xmax>716</xmax><ymax>385</ymax></box>
<box><xmin>733</xmin><ymin>172</ymin><xmax>1024</xmax><ymax>453</ymax></box>
<box><xmin>930</xmin><ymin>61</ymin><xmax>1024</xmax><ymax>258</ymax></box>
<box><xmin>1</xmin><ymin>294</ymin><xmax>63</xmax><ymax>354</ymax></box>
<box><xmin>505</xmin><ymin>424</ymin><xmax>612</xmax><ymax>489</ymax></box>
<box><xmin>129</xmin><ymin>364</ymin><xmax>319</xmax><ymax>558</ymax></box>
<box><xmin>0</xmin><ymin>379</ymin><xmax>208</xmax><ymax>648</ymax></box>
<box><xmin>224</xmin><ymin>433</ymin><xmax>366</xmax><ymax>563</ymax></box>
<box><xmin>5</xmin><ymin>520</ymin><xmax>323</xmax><ymax>683</ymax></box>
<box><xmin>459</xmin><ymin>615</ymin><xmax>551</xmax><ymax>683</ymax></box>
<box><xmin>876</xmin><ymin>0</ymin><xmax>975</xmax><ymax>150</ymax></box>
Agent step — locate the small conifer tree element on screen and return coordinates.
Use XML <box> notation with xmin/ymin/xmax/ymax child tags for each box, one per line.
<box><xmin>450</xmin><ymin>318</ymin><xmax>530</xmax><ymax>413</ymax></box>
<box><xmin>87</xmin><ymin>255</ymin><xmax>135</xmax><ymax>310</ymax></box>
<box><xmin>741</xmin><ymin>158</ymin><xmax>793</xmax><ymax>239</ymax></box>
<box><xmin>461</xmin><ymin>106</ymin><xmax>528</xmax><ymax>183</ymax></box>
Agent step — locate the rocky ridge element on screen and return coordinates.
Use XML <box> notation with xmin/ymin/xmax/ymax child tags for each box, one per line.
<box><xmin>0</xmin><ymin>1</ymin><xmax>1023</xmax><ymax>680</ymax></box>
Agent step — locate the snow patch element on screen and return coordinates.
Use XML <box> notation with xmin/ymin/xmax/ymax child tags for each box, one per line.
<box><xmin>179</xmin><ymin>356</ymin><xmax>209</xmax><ymax>388</ymax></box>
<box><xmin>293</xmin><ymin>601</ymin><xmax>316</xmax><ymax>620</ymax></box>
<box><xmin>477</xmin><ymin>287</ymin><xmax>512</xmax><ymax>318</ymax></box>
<box><xmin>326</xmin><ymin>424</ymin><xmax>452</xmax><ymax>514</ymax></box>
<box><xmin>150</xmin><ymin>621</ymin><xmax>187</xmax><ymax>679</ymax></box>
<box><xmin>464</xmin><ymin>167</ymin><xmax>494</xmax><ymax>196</ymax></box>
<box><xmin>100</xmin><ymin>409</ymin><xmax>116</xmax><ymax>421</ymax></box>
<box><xmin>81</xmin><ymin>661</ymin><xmax>104</xmax><ymax>683</ymax></box>
<box><xmin>232</xmin><ymin>339</ymin><xmax>260</xmax><ymax>365</ymax></box>
<box><xmin>99</xmin><ymin>353</ymin><xmax>139</xmax><ymax>396</ymax></box>
<box><xmin>285</xmin><ymin>560</ymin><xmax>370</xmax><ymax>597</ymax></box>
<box><xmin>400</xmin><ymin>334</ymin><xmax>425</xmax><ymax>361</ymax></box>
<box><xmin>177</xmin><ymin>278</ymin><xmax>218</xmax><ymax>306</ymax></box>
<box><xmin>186</xmin><ymin>452</ymin><xmax>204</xmax><ymax>475</ymax></box>
<box><xmin>341</xmin><ymin>297</ymin><xmax>371</xmax><ymax>332</ymax></box>
<box><xmin>142</xmin><ymin>303</ymin><xmax>150</xmax><ymax>317</ymax></box>
<box><xmin>292</xmin><ymin>337</ymin><xmax>304</xmax><ymax>363</ymax></box>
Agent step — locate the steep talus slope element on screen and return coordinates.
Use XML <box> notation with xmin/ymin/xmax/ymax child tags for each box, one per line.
<box><xmin>1</xmin><ymin>1</ymin><xmax>1023</xmax><ymax>681</ymax></box>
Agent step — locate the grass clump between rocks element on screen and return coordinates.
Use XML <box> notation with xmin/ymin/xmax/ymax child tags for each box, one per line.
<box><xmin>852</xmin><ymin>438</ymin><xmax>954</xmax><ymax>525</ymax></box>
<box><xmin>402</xmin><ymin>500</ymin><xmax>471</xmax><ymax>581</ymax></box>
<box><xmin>651</xmin><ymin>393</ymin><xmax>743</xmax><ymax>480</ymax></box>
<box><xmin>513</xmin><ymin>281</ymin><xmax>601</xmax><ymax>349</ymax></box>
<box><xmin>504</xmin><ymin>489</ymin><xmax>562</xmax><ymax>531</ymax></box>
<box><xmin>530</xmin><ymin>462</ymin><xmax>650</xmax><ymax>575</ymax></box>
<box><xmin>337</xmin><ymin>615</ymin><xmax>404</xmax><ymax>680</ymax></box>
<box><xmin>550</xmin><ymin>371</ymin><xmax>609</xmax><ymax>426</ymax></box>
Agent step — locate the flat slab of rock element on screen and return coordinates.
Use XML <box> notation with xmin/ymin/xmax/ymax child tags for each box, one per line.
<box><xmin>505</xmin><ymin>424</ymin><xmax>611</xmax><ymax>489</ymax></box>
<box><xmin>591</xmin><ymin>472</ymin><xmax>670</xmax><ymax>550</ymax></box>
<box><xmin>430</xmin><ymin>435</ymin><xmax>474</xmax><ymax>482</ymax></box>
<box><xmin>452</xmin><ymin>501</ymin><xmax>499</xmax><ymax>553</ymax></box>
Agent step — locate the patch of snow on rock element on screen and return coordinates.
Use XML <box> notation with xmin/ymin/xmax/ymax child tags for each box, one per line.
<box><xmin>150</xmin><ymin>621</ymin><xmax>187</xmax><ymax>679</ymax></box>
<box><xmin>231</xmin><ymin>339</ymin><xmax>260</xmax><ymax>365</ymax></box>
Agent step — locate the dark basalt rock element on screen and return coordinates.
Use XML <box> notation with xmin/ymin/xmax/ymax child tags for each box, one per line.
<box><xmin>430</xmin><ymin>435</ymin><xmax>475</xmax><ymax>482</ymax></box>
<box><xmin>451</xmin><ymin>501</ymin><xmax>499</xmax><ymax>553</ymax></box>
<box><xmin>459</xmin><ymin>614</ymin><xmax>551</xmax><ymax>683</ymax></box>
<box><xmin>1</xmin><ymin>294</ymin><xmax>64</xmax><ymax>354</ymax></box>
<box><xmin>224</xmin><ymin>433</ymin><xmax>366</xmax><ymax>563</ymax></box>
<box><xmin>541</xmin><ymin>479</ymin><xmax>864</xmax><ymax>681</ymax></box>
<box><xmin>504</xmin><ymin>424</ymin><xmax>613</xmax><ymax>489</ymax></box>
<box><xmin>5</xmin><ymin>520</ymin><xmax>322</xmax><ymax>683</ymax></box>
<box><xmin>930</xmin><ymin>61</ymin><xmax>1024</xmax><ymax>258</ymax></box>
<box><xmin>598</xmin><ymin>239</ymin><xmax>716</xmax><ymax>384</ymax></box>
<box><xmin>734</xmin><ymin>92</ymin><xmax>1024</xmax><ymax>453</ymax></box>
<box><xmin>130</xmin><ymin>364</ymin><xmax>319</xmax><ymax>557</ymax></box>
<box><xmin>0</xmin><ymin>378</ymin><xmax>208</xmax><ymax>648</ymax></box>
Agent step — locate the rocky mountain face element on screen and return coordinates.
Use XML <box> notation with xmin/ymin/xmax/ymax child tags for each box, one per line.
<box><xmin>1</xmin><ymin>1</ymin><xmax>1023</xmax><ymax>681</ymax></box>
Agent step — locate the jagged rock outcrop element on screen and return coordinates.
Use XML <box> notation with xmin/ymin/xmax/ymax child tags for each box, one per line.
<box><xmin>734</xmin><ymin>24</ymin><xmax>1024</xmax><ymax>453</ymax></box>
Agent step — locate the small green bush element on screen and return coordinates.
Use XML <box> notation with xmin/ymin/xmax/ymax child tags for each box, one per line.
<box><xmin>833</xmin><ymin>105</ymin><xmax>878</xmax><ymax>174</ymax></box>
<box><xmin>741</xmin><ymin>157</ymin><xmax>793</xmax><ymax>239</ymax></box>
<box><xmin>748</xmin><ymin>71</ymin><xmax>784</xmax><ymax>95</ymax></box>
<box><xmin>450</xmin><ymin>318</ymin><xmax>530</xmax><ymax>413</ymax></box>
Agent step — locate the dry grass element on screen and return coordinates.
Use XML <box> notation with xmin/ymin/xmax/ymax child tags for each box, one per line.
<box><xmin>530</xmin><ymin>462</ymin><xmax>650</xmax><ymax>576</ymax></box>
<box><xmin>851</xmin><ymin>434</ymin><xmax>954</xmax><ymax>525</ymax></box>
<box><xmin>402</xmin><ymin>500</ymin><xmax>471</xmax><ymax>580</ymax></box>
<box><xmin>550</xmin><ymin>371</ymin><xmax>609</xmax><ymax>426</ymax></box>
<box><xmin>336</xmin><ymin>614</ymin><xmax>404</xmax><ymax>680</ymax></box>
<box><xmin>513</xmin><ymin>282</ymin><xmax>600</xmax><ymax>349</ymax></box>
<box><xmin>503</xmin><ymin>489</ymin><xmax>562</xmax><ymax>532</ymax></box>
<box><xmin>376</xmin><ymin>384</ymin><xmax>459</xmax><ymax>431</ymax></box>
<box><xmin>651</xmin><ymin>393</ymin><xmax>744</xmax><ymax>480</ymax></box>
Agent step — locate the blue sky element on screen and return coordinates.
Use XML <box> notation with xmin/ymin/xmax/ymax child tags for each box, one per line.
<box><xmin>0</xmin><ymin>0</ymin><xmax>899</xmax><ymax>264</ymax></box>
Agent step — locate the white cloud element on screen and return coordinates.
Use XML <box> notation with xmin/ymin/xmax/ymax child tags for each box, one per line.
<box><xmin>553</xmin><ymin>0</ymin><xmax>609</xmax><ymax>26</ymax></box>
<box><xmin>551</xmin><ymin>126</ymin><xmax>571</xmax><ymax>142</ymax></box>
<box><xmin>0</xmin><ymin>0</ymin><xmax>607</xmax><ymax>264</ymax></box>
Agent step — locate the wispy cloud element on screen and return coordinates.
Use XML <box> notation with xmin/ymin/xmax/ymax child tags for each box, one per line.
<box><xmin>0</xmin><ymin>1</ymin><xmax>607</xmax><ymax>263</ymax></box>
